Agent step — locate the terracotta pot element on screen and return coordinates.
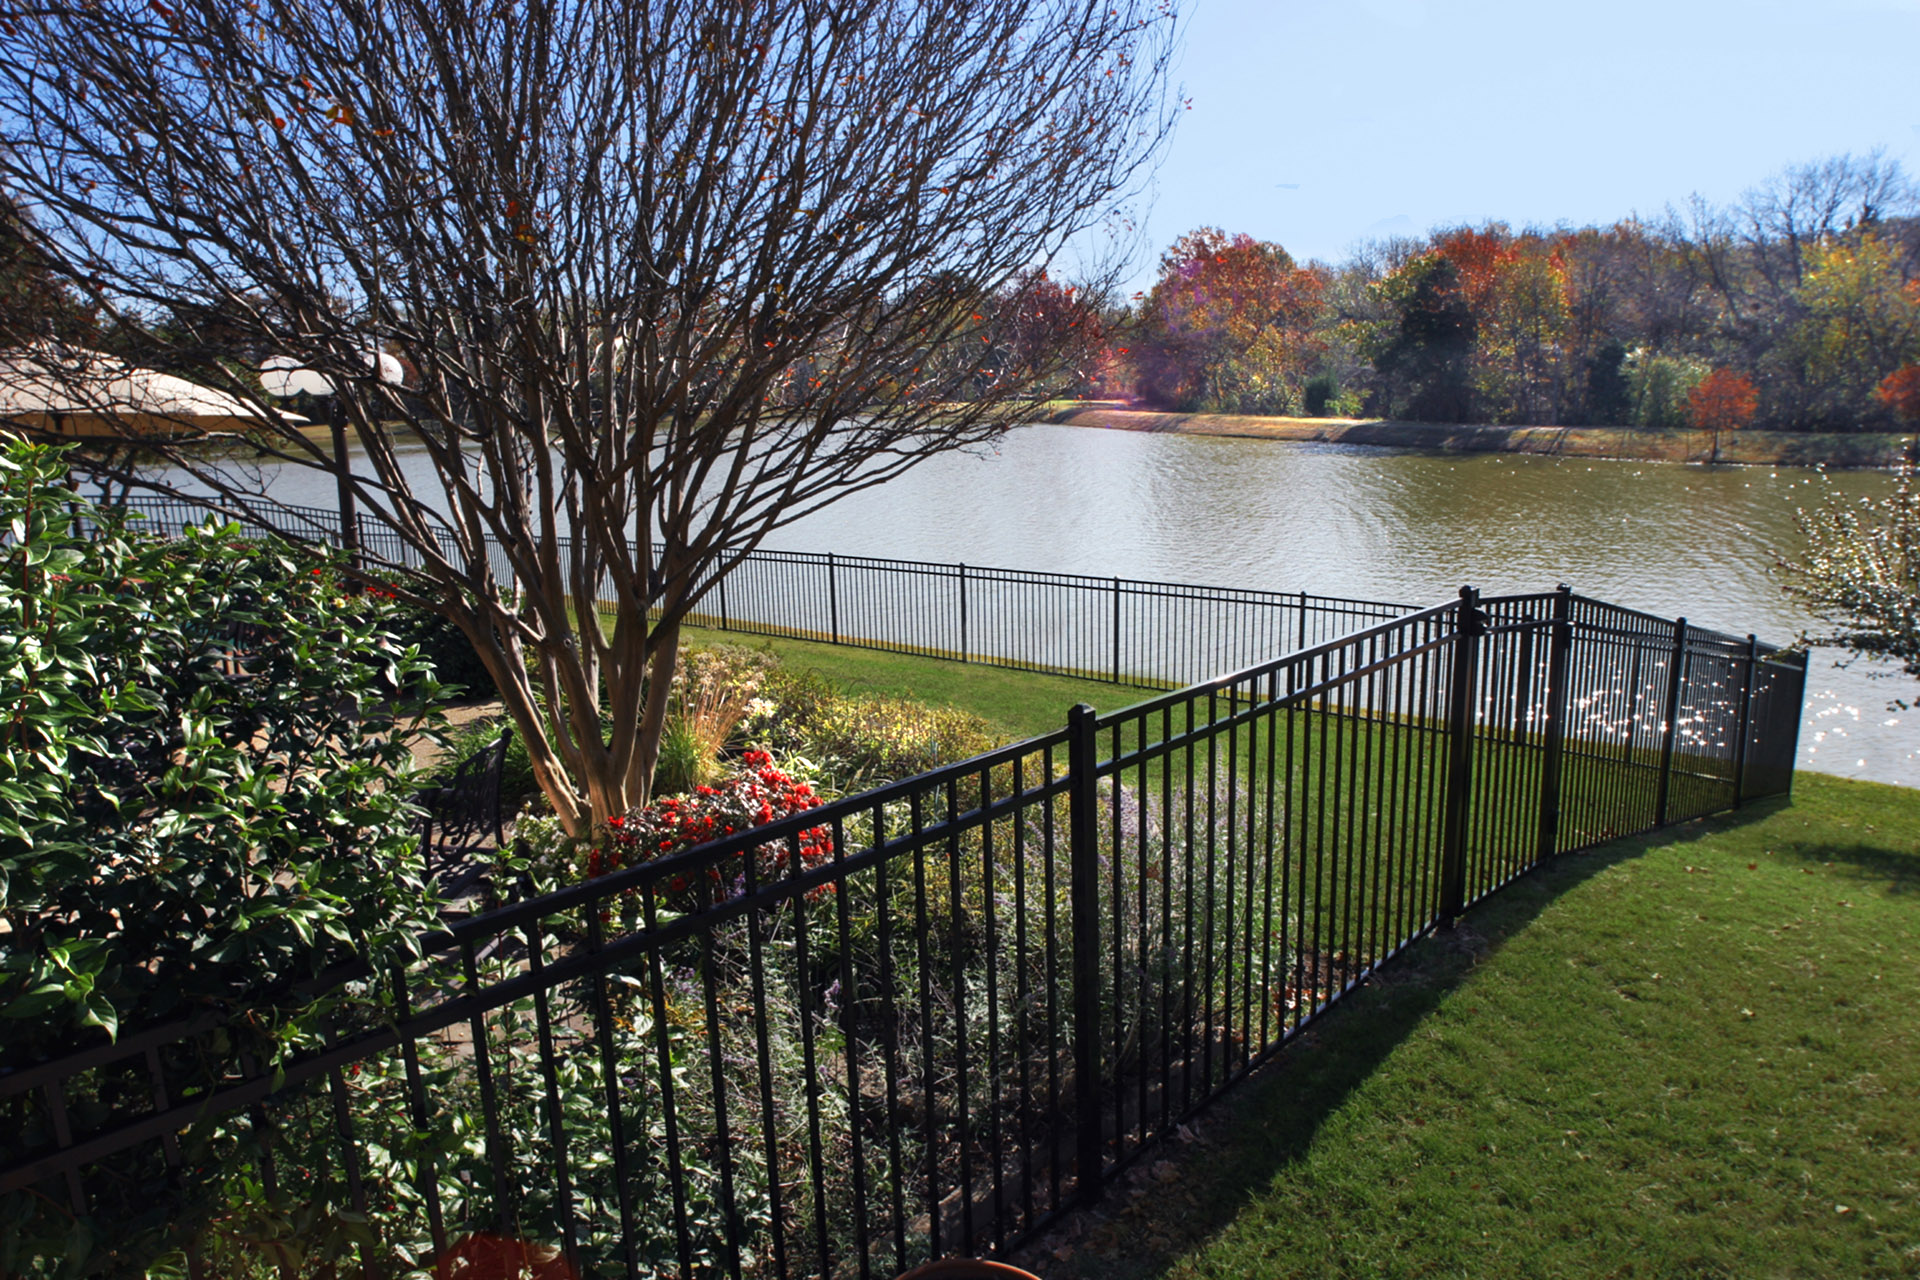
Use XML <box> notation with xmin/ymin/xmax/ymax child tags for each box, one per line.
<box><xmin>892</xmin><ymin>1260</ymin><xmax>1043</xmax><ymax>1280</ymax></box>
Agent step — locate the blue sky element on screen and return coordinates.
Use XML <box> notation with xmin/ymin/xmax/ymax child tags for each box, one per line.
<box><xmin>1116</xmin><ymin>0</ymin><xmax>1920</xmax><ymax>288</ymax></box>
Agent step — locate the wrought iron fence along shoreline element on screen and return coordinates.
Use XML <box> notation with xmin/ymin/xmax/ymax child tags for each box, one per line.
<box><xmin>4</xmin><ymin>500</ymin><xmax>1807</xmax><ymax>1278</ymax></box>
<box><xmin>107</xmin><ymin>495</ymin><xmax>1412</xmax><ymax>691</ymax></box>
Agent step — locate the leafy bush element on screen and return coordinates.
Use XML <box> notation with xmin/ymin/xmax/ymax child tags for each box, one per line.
<box><xmin>747</xmin><ymin>663</ymin><xmax>999</xmax><ymax>792</ymax></box>
<box><xmin>1304</xmin><ymin>372</ymin><xmax>1337</xmax><ymax>416</ymax></box>
<box><xmin>1625</xmin><ymin>348</ymin><xmax>1709</xmax><ymax>429</ymax></box>
<box><xmin>1304</xmin><ymin>371</ymin><xmax>1367</xmax><ymax>418</ymax></box>
<box><xmin>753</xmin><ymin>664</ymin><xmax>841</xmax><ymax>753</ymax></box>
<box><xmin>0</xmin><ymin>440</ymin><xmax>450</xmax><ymax>1063</ymax></box>
<box><xmin>791</xmin><ymin>694</ymin><xmax>998</xmax><ymax>792</ymax></box>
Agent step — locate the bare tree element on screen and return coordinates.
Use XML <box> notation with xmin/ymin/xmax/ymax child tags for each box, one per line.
<box><xmin>1738</xmin><ymin>150</ymin><xmax>1918</xmax><ymax>292</ymax></box>
<box><xmin>1784</xmin><ymin>466</ymin><xmax>1920</xmax><ymax>708</ymax></box>
<box><xmin>0</xmin><ymin>0</ymin><xmax>1177</xmax><ymax>833</ymax></box>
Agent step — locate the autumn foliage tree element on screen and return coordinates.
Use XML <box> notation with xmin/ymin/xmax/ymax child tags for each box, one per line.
<box><xmin>1872</xmin><ymin>365</ymin><xmax>1920</xmax><ymax>424</ymax></box>
<box><xmin>1178</xmin><ymin>156</ymin><xmax>1919</xmax><ymax>432</ymax></box>
<box><xmin>994</xmin><ymin>271</ymin><xmax>1110</xmax><ymax>397</ymax></box>
<box><xmin>1133</xmin><ymin>228</ymin><xmax>1324</xmax><ymax>413</ymax></box>
<box><xmin>1369</xmin><ymin>252</ymin><xmax>1478</xmax><ymax>422</ymax></box>
<box><xmin>1789</xmin><ymin>233</ymin><xmax>1920</xmax><ymax>428</ymax></box>
<box><xmin>1688</xmin><ymin>368</ymin><xmax>1760</xmax><ymax>462</ymax></box>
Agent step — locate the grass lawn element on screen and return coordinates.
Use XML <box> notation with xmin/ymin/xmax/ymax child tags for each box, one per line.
<box><xmin>680</xmin><ymin>631</ymin><xmax>1918</xmax><ymax>1277</ymax></box>
<box><xmin>1010</xmin><ymin>771</ymin><xmax>1920</xmax><ymax>1280</ymax></box>
<box><xmin>677</xmin><ymin>622</ymin><xmax>1142</xmax><ymax>739</ymax></box>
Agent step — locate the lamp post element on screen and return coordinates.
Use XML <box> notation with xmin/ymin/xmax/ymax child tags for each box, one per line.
<box><xmin>260</xmin><ymin>352</ymin><xmax>401</xmax><ymax>576</ymax></box>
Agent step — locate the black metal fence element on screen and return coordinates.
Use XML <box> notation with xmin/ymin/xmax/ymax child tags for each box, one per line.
<box><xmin>1</xmin><ymin>580</ymin><xmax>1805</xmax><ymax>1279</ymax></box>
<box><xmin>110</xmin><ymin>496</ymin><xmax>1408</xmax><ymax>690</ymax></box>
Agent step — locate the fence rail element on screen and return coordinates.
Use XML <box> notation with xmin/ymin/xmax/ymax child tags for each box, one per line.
<box><xmin>111</xmin><ymin>496</ymin><xmax>1410</xmax><ymax>690</ymax></box>
<box><xmin>6</xmin><ymin>501</ymin><xmax>1809</xmax><ymax>1278</ymax></box>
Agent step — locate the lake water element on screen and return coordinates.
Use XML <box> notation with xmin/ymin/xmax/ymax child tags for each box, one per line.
<box><xmin>148</xmin><ymin>423</ymin><xmax>1915</xmax><ymax>786</ymax></box>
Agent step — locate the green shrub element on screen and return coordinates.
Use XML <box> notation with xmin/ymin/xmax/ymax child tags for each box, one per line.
<box><xmin>1301</xmin><ymin>372</ymin><xmax>1367</xmax><ymax>418</ymax></box>
<box><xmin>796</xmin><ymin>694</ymin><xmax>998</xmax><ymax>791</ymax></box>
<box><xmin>756</xmin><ymin>664</ymin><xmax>840</xmax><ymax>748</ymax></box>
<box><xmin>1304</xmin><ymin>372</ymin><xmax>1338</xmax><ymax>416</ymax></box>
<box><xmin>0</xmin><ymin>440</ymin><xmax>451</xmax><ymax>1059</ymax></box>
<box><xmin>745</xmin><ymin>665</ymin><xmax>1000</xmax><ymax>792</ymax></box>
<box><xmin>1625</xmin><ymin>348</ymin><xmax>1709</xmax><ymax>429</ymax></box>
<box><xmin>0</xmin><ymin>441</ymin><xmax>460</xmax><ymax>1276</ymax></box>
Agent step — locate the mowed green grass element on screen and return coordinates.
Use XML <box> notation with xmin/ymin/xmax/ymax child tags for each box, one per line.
<box><xmin>1019</xmin><ymin>772</ymin><xmax>1920</xmax><ymax>1280</ymax></box>
<box><xmin>676</xmin><ymin>622</ymin><xmax>1139</xmax><ymax>739</ymax></box>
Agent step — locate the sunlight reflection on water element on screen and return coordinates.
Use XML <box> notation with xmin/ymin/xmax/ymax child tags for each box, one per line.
<box><xmin>770</xmin><ymin>426</ymin><xmax>1913</xmax><ymax>786</ymax></box>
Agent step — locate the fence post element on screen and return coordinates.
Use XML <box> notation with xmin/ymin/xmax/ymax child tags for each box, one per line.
<box><xmin>1111</xmin><ymin>578</ymin><xmax>1122</xmax><ymax>684</ymax></box>
<box><xmin>959</xmin><ymin>562</ymin><xmax>969</xmax><ymax>662</ymax></box>
<box><xmin>329</xmin><ymin>397</ymin><xmax>361</xmax><ymax>580</ymax></box>
<box><xmin>1439</xmin><ymin>586</ymin><xmax>1485</xmax><ymax>926</ymax></box>
<box><xmin>717</xmin><ymin>571</ymin><xmax>729</xmax><ymax>632</ymax></box>
<box><xmin>1066</xmin><ymin>703</ymin><xmax>1104</xmax><ymax>1206</ymax></box>
<box><xmin>1655</xmin><ymin>617</ymin><xmax>1688</xmax><ymax>827</ymax></box>
<box><xmin>1732</xmin><ymin>634</ymin><xmax>1757</xmax><ymax>808</ymax></box>
<box><xmin>1298</xmin><ymin>590</ymin><xmax>1308</xmax><ymax>651</ymax></box>
<box><xmin>1534</xmin><ymin>585</ymin><xmax>1573</xmax><ymax>863</ymax></box>
<box><xmin>1783</xmin><ymin>652</ymin><xmax>1808</xmax><ymax>799</ymax></box>
<box><xmin>827</xmin><ymin>553</ymin><xmax>839</xmax><ymax>646</ymax></box>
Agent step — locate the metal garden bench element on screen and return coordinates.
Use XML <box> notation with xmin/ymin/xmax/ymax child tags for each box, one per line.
<box><xmin>417</xmin><ymin>727</ymin><xmax>513</xmax><ymax>885</ymax></box>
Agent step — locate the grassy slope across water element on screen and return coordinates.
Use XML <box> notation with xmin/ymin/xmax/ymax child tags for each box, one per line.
<box><xmin>1046</xmin><ymin>404</ymin><xmax>1918</xmax><ymax>470</ymax></box>
<box><xmin>684</xmin><ymin>631</ymin><xmax>1919</xmax><ymax>1279</ymax></box>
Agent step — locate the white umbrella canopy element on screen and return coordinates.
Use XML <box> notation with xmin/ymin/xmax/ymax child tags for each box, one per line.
<box><xmin>259</xmin><ymin>350</ymin><xmax>406</xmax><ymax>399</ymax></box>
<box><xmin>0</xmin><ymin>343</ymin><xmax>302</xmax><ymax>438</ymax></box>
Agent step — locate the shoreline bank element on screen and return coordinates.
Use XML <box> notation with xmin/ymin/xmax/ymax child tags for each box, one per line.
<box><xmin>1043</xmin><ymin>405</ymin><xmax>1917</xmax><ymax>469</ymax></box>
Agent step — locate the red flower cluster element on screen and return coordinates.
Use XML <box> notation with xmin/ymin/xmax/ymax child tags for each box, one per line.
<box><xmin>585</xmin><ymin>750</ymin><xmax>834</xmax><ymax>902</ymax></box>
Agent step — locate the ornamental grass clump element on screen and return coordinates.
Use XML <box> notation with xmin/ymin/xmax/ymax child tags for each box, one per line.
<box><xmin>775</xmin><ymin>690</ymin><xmax>998</xmax><ymax>792</ymax></box>
<box><xmin>652</xmin><ymin>644</ymin><xmax>774</xmax><ymax>796</ymax></box>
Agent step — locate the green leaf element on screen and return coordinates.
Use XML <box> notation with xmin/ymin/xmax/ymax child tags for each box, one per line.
<box><xmin>79</xmin><ymin>991</ymin><xmax>118</xmax><ymax>1040</ymax></box>
<box><xmin>144</xmin><ymin>1251</ymin><xmax>190</xmax><ymax>1280</ymax></box>
<box><xmin>2</xmin><ymin>986</ymin><xmax>69</xmax><ymax>1019</ymax></box>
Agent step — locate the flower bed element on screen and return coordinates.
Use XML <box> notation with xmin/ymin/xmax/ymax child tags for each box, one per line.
<box><xmin>586</xmin><ymin>750</ymin><xmax>834</xmax><ymax>900</ymax></box>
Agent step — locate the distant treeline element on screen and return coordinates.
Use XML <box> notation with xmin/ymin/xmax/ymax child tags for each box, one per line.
<box><xmin>1119</xmin><ymin>153</ymin><xmax>1920</xmax><ymax>433</ymax></box>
